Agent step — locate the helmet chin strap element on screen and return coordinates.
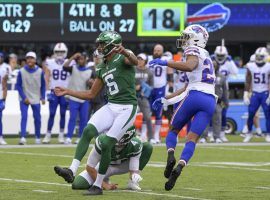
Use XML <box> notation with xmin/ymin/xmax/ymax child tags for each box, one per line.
<box><xmin>256</xmin><ymin>61</ymin><xmax>265</xmax><ymax>67</ymax></box>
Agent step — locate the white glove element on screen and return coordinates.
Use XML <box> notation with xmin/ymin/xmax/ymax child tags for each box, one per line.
<box><xmin>266</xmin><ymin>95</ymin><xmax>270</xmax><ymax>106</ymax></box>
<box><xmin>243</xmin><ymin>91</ymin><xmax>250</xmax><ymax>105</ymax></box>
<box><xmin>131</xmin><ymin>173</ymin><xmax>143</xmax><ymax>183</ymax></box>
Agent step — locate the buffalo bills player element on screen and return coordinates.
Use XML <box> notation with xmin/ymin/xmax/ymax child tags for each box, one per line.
<box><xmin>43</xmin><ymin>43</ymin><xmax>70</xmax><ymax>144</ymax></box>
<box><xmin>243</xmin><ymin>47</ymin><xmax>270</xmax><ymax>143</ymax></box>
<box><xmin>150</xmin><ymin>24</ymin><xmax>216</xmax><ymax>190</ymax></box>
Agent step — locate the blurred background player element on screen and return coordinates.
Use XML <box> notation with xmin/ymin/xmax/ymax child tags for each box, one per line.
<box><xmin>151</xmin><ymin>24</ymin><xmax>216</xmax><ymax>190</ymax></box>
<box><xmin>72</xmin><ymin>126</ymin><xmax>153</xmax><ymax>193</ymax></box>
<box><xmin>43</xmin><ymin>43</ymin><xmax>70</xmax><ymax>144</ymax></box>
<box><xmin>16</xmin><ymin>52</ymin><xmax>46</xmax><ymax>145</ymax></box>
<box><xmin>0</xmin><ymin>65</ymin><xmax>8</xmax><ymax>145</ymax></box>
<box><xmin>63</xmin><ymin>52</ymin><xmax>92</xmax><ymax>144</ymax></box>
<box><xmin>200</xmin><ymin>60</ymin><xmax>228</xmax><ymax>143</ymax></box>
<box><xmin>243</xmin><ymin>47</ymin><xmax>270</xmax><ymax>143</ymax></box>
<box><xmin>149</xmin><ymin>44</ymin><xmax>173</xmax><ymax>144</ymax></box>
<box><xmin>211</xmin><ymin>45</ymin><xmax>238</xmax><ymax>142</ymax></box>
<box><xmin>135</xmin><ymin>53</ymin><xmax>154</xmax><ymax>142</ymax></box>
<box><xmin>0</xmin><ymin>52</ymin><xmax>12</xmax><ymax>89</ymax></box>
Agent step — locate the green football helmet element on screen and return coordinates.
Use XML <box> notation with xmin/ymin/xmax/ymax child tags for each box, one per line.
<box><xmin>117</xmin><ymin>126</ymin><xmax>136</xmax><ymax>146</ymax></box>
<box><xmin>96</xmin><ymin>31</ymin><xmax>122</xmax><ymax>57</ymax></box>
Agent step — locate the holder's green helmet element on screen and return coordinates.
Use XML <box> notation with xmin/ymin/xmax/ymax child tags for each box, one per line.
<box><xmin>96</xmin><ymin>31</ymin><xmax>122</xmax><ymax>57</ymax></box>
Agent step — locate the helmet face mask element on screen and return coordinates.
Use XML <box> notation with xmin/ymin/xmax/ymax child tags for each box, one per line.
<box><xmin>255</xmin><ymin>47</ymin><xmax>269</xmax><ymax>66</ymax></box>
<box><xmin>176</xmin><ymin>24</ymin><xmax>208</xmax><ymax>50</ymax></box>
<box><xmin>214</xmin><ymin>46</ymin><xmax>228</xmax><ymax>64</ymax></box>
<box><xmin>216</xmin><ymin>53</ymin><xmax>227</xmax><ymax>63</ymax></box>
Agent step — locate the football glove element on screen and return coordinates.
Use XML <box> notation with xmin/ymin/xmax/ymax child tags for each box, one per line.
<box><xmin>149</xmin><ymin>58</ymin><xmax>168</xmax><ymax>66</ymax></box>
<box><xmin>0</xmin><ymin>100</ymin><xmax>5</xmax><ymax>111</ymax></box>
<box><xmin>46</xmin><ymin>91</ymin><xmax>55</xmax><ymax>101</ymax></box>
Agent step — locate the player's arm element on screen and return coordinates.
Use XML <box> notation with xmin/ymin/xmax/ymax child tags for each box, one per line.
<box><xmin>63</xmin><ymin>53</ymin><xmax>81</xmax><ymax>72</ymax></box>
<box><xmin>167</xmin><ymin>55</ymin><xmax>198</xmax><ymax>72</ymax></box>
<box><xmin>244</xmin><ymin>69</ymin><xmax>252</xmax><ymax>92</ymax></box>
<box><xmin>167</xmin><ymin>67</ymin><xmax>174</xmax><ymax>92</ymax></box>
<box><xmin>113</xmin><ymin>45</ymin><xmax>138</xmax><ymax>66</ymax></box>
<box><xmin>2</xmin><ymin>74</ymin><xmax>8</xmax><ymax>100</ymax></box>
<box><xmin>42</xmin><ymin>61</ymin><xmax>50</xmax><ymax>90</ymax></box>
<box><xmin>54</xmin><ymin>78</ymin><xmax>103</xmax><ymax>100</ymax></box>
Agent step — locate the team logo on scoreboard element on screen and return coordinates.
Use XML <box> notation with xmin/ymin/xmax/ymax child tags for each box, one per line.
<box><xmin>187</xmin><ymin>3</ymin><xmax>231</xmax><ymax>32</ymax></box>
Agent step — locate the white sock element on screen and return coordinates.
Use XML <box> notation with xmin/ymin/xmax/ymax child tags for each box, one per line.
<box><xmin>154</xmin><ymin>124</ymin><xmax>161</xmax><ymax>141</ymax></box>
<box><xmin>141</xmin><ymin>123</ymin><xmax>147</xmax><ymax>139</ymax></box>
<box><xmin>93</xmin><ymin>173</ymin><xmax>105</xmax><ymax>188</ymax></box>
<box><xmin>69</xmin><ymin>159</ymin><xmax>80</xmax><ymax>176</ymax></box>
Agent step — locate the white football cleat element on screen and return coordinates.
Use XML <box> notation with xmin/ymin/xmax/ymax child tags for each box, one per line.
<box><xmin>19</xmin><ymin>137</ymin><xmax>27</xmax><ymax>145</ymax></box>
<box><xmin>64</xmin><ymin>137</ymin><xmax>72</xmax><ymax>144</ymax></box>
<box><xmin>74</xmin><ymin>138</ymin><xmax>80</xmax><ymax>144</ymax></box>
<box><xmin>215</xmin><ymin>138</ymin><xmax>223</xmax><ymax>143</ymax></box>
<box><xmin>127</xmin><ymin>180</ymin><xmax>141</xmax><ymax>190</ymax></box>
<box><xmin>265</xmin><ymin>135</ymin><xmax>270</xmax><ymax>142</ymax></box>
<box><xmin>243</xmin><ymin>133</ymin><xmax>253</xmax><ymax>143</ymax></box>
<box><xmin>0</xmin><ymin>137</ymin><xmax>7</xmax><ymax>145</ymax></box>
<box><xmin>58</xmin><ymin>133</ymin><xmax>65</xmax><ymax>144</ymax></box>
<box><xmin>35</xmin><ymin>138</ymin><xmax>41</xmax><ymax>144</ymax></box>
<box><xmin>199</xmin><ymin>138</ymin><xmax>207</xmax><ymax>143</ymax></box>
<box><xmin>149</xmin><ymin>138</ymin><xmax>157</xmax><ymax>144</ymax></box>
<box><xmin>42</xmin><ymin>134</ymin><xmax>51</xmax><ymax>144</ymax></box>
<box><xmin>220</xmin><ymin>131</ymin><xmax>229</xmax><ymax>142</ymax></box>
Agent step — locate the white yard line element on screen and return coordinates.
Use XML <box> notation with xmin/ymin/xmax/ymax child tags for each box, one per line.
<box><xmin>255</xmin><ymin>186</ymin><xmax>270</xmax><ymax>190</ymax></box>
<box><xmin>0</xmin><ymin>177</ymin><xmax>210</xmax><ymax>200</ymax></box>
<box><xmin>32</xmin><ymin>190</ymin><xmax>56</xmax><ymax>193</ymax></box>
<box><xmin>200</xmin><ymin>146</ymin><xmax>270</xmax><ymax>153</ymax></box>
<box><xmin>0</xmin><ymin>151</ymin><xmax>73</xmax><ymax>158</ymax></box>
<box><xmin>112</xmin><ymin>190</ymin><xmax>212</xmax><ymax>200</ymax></box>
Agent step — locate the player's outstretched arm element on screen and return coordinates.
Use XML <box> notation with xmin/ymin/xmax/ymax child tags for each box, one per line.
<box><xmin>113</xmin><ymin>44</ymin><xmax>138</xmax><ymax>66</ymax></box>
<box><xmin>54</xmin><ymin>78</ymin><xmax>103</xmax><ymax>100</ymax></box>
<box><xmin>167</xmin><ymin>55</ymin><xmax>198</xmax><ymax>72</ymax></box>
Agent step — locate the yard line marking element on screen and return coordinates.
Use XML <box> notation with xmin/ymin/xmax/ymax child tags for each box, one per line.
<box><xmin>183</xmin><ymin>187</ymin><xmax>202</xmax><ymax>191</ymax></box>
<box><xmin>0</xmin><ymin>177</ymin><xmax>209</xmax><ymax>200</ymax></box>
<box><xmin>194</xmin><ymin>162</ymin><xmax>270</xmax><ymax>167</ymax></box>
<box><xmin>0</xmin><ymin>177</ymin><xmax>69</xmax><ymax>187</ymax></box>
<box><xmin>112</xmin><ymin>190</ymin><xmax>212</xmax><ymax>200</ymax></box>
<box><xmin>191</xmin><ymin>164</ymin><xmax>270</xmax><ymax>172</ymax></box>
<box><xmin>255</xmin><ymin>186</ymin><xmax>270</xmax><ymax>190</ymax></box>
<box><xmin>0</xmin><ymin>151</ymin><xmax>73</xmax><ymax>158</ymax></box>
<box><xmin>33</xmin><ymin>190</ymin><xmax>56</xmax><ymax>193</ymax></box>
<box><xmin>200</xmin><ymin>146</ymin><xmax>270</xmax><ymax>153</ymax></box>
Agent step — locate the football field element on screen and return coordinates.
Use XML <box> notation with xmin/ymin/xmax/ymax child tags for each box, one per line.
<box><xmin>0</xmin><ymin>137</ymin><xmax>270</xmax><ymax>200</ymax></box>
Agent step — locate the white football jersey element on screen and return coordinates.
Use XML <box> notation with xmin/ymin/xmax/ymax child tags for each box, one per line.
<box><xmin>212</xmin><ymin>55</ymin><xmax>238</xmax><ymax>78</ymax></box>
<box><xmin>148</xmin><ymin>56</ymin><xmax>170</xmax><ymax>88</ymax></box>
<box><xmin>174</xmin><ymin>71</ymin><xmax>188</xmax><ymax>92</ymax></box>
<box><xmin>0</xmin><ymin>66</ymin><xmax>7</xmax><ymax>99</ymax></box>
<box><xmin>46</xmin><ymin>58</ymin><xmax>71</xmax><ymax>89</ymax></box>
<box><xmin>183</xmin><ymin>46</ymin><xmax>216</xmax><ymax>95</ymax></box>
<box><xmin>246</xmin><ymin>62</ymin><xmax>270</xmax><ymax>93</ymax></box>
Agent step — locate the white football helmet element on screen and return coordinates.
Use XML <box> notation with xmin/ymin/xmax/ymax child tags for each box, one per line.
<box><xmin>176</xmin><ymin>24</ymin><xmax>209</xmax><ymax>50</ymax></box>
<box><xmin>255</xmin><ymin>47</ymin><xmax>269</xmax><ymax>64</ymax></box>
<box><xmin>214</xmin><ymin>46</ymin><xmax>228</xmax><ymax>63</ymax></box>
<box><xmin>53</xmin><ymin>43</ymin><xmax>68</xmax><ymax>59</ymax></box>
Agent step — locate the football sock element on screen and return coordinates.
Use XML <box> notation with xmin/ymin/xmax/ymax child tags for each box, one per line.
<box><xmin>139</xmin><ymin>142</ymin><xmax>153</xmax><ymax>170</ymax></box>
<box><xmin>69</xmin><ymin>159</ymin><xmax>80</xmax><ymax>176</ymax></box>
<box><xmin>166</xmin><ymin>130</ymin><xmax>178</xmax><ymax>149</ymax></box>
<box><xmin>93</xmin><ymin>173</ymin><xmax>105</xmax><ymax>188</ymax></box>
<box><xmin>72</xmin><ymin>175</ymin><xmax>91</xmax><ymax>190</ymax></box>
<box><xmin>74</xmin><ymin>124</ymin><xmax>98</xmax><ymax>161</ymax></box>
<box><xmin>141</xmin><ymin>123</ymin><xmax>147</xmax><ymax>139</ymax></box>
<box><xmin>180</xmin><ymin>141</ymin><xmax>196</xmax><ymax>164</ymax></box>
<box><xmin>98</xmin><ymin>136</ymin><xmax>117</xmax><ymax>174</ymax></box>
<box><xmin>154</xmin><ymin>124</ymin><xmax>161</xmax><ymax>140</ymax></box>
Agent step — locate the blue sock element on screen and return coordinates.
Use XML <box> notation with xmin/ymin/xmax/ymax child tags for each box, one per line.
<box><xmin>180</xmin><ymin>141</ymin><xmax>196</xmax><ymax>164</ymax></box>
<box><xmin>166</xmin><ymin>130</ymin><xmax>178</xmax><ymax>149</ymax></box>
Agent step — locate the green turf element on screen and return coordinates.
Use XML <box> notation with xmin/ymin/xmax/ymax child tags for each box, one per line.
<box><xmin>0</xmin><ymin>140</ymin><xmax>270</xmax><ymax>199</ymax></box>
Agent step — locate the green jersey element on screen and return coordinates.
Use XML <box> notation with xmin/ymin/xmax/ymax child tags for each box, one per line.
<box><xmin>96</xmin><ymin>54</ymin><xmax>137</xmax><ymax>105</ymax></box>
<box><xmin>95</xmin><ymin>135</ymin><xmax>142</xmax><ymax>165</ymax></box>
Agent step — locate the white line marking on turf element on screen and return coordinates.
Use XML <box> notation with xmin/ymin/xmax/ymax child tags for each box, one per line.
<box><xmin>0</xmin><ymin>177</ymin><xmax>69</xmax><ymax>187</ymax></box>
<box><xmin>0</xmin><ymin>151</ymin><xmax>73</xmax><ymax>158</ymax></box>
<box><xmin>201</xmin><ymin>146</ymin><xmax>270</xmax><ymax>152</ymax></box>
<box><xmin>33</xmin><ymin>190</ymin><xmax>56</xmax><ymax>193</ymax></box>
<box><xmin>183</xmin><ymin>187</ymin><xmax>202</xmax><ymax>191</ymax></box>
<box><xmin>255</xmin><ymin>186</ymin><xmax>270</xmax><ymax>190</ymax></box>
<box><xmin>0</xmin><ymin>177</ymin><xmax>209</xmax><ymax>200</ymax></box>
<box><xmin>112</xmin><ymin>190</ymin><xmax>212</xmax><ymax>200</ymax></box>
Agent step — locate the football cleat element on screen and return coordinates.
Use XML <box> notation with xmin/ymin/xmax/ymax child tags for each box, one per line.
<box><xmin>127</xmin><ymin>179</ymin><xmax>141</xmax><ymax>191</ymax></box>
<box><xmin>199</xmin><ymin>138</ymin><xmax>207</xmax><ymax>143</ymax></box>
<box><xmin>215</xmin><ymin>138</ymin><xmax>223</xmax><ymax>143</ymax></box>
<box><xmin>0</xmin><ymin>137</ymin><xmax>7</xmax><ymax>145</ymax></box>
<box><xmin>265</xmin><ymin>135</ymin><xmax>270</xmax><ymax>142</ymax></box>
<box><xmin>165</xmin><ymin>164</ymin><xmax>183</xmax><ymax>191</ymax></box>
<box><xmin>164</xmin><ymin>152</ymin><xmax>176</xmax><ymax>178</ymax></box>
<box><xmin>35</xmin><ymin>138</ymin><xmax>41</xmax><ymax>144</ymax></box>
<box><xmin>42</xmin><ymin>134</ymin><xmax>51</xmax><ymax>144</ymax></box>
<box><xmin>243</xmin><ymin>133</ymin><xmax>253</xmax><ymax>143</ymax></box>
<box><xmin>64</xmin><ymin>137</ymin><xmax>72</xmax><ymax>144</ymax></box>
<box><xmin>18</xmin><ymin>137</ymin><xmax>27</xmax><ymax>145</ymax></box>
<box><xmin>54</xmin><ymin>166</ymin><xmax>74</xmax><ymax>183</ymax></box>
<box><xmin>58</xmin><ymin>133</ymin><xmax>65</xmax><ymax>144</ymax></box>
<box><xmin>74</xmin><ymin>138</ymin><xmax>80</xmax><ymax>144</ymax></box>
<box><xmin>83</xmin><ymin>185</ymin><xmax>103</xmax><ymax>195</ymax></box>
